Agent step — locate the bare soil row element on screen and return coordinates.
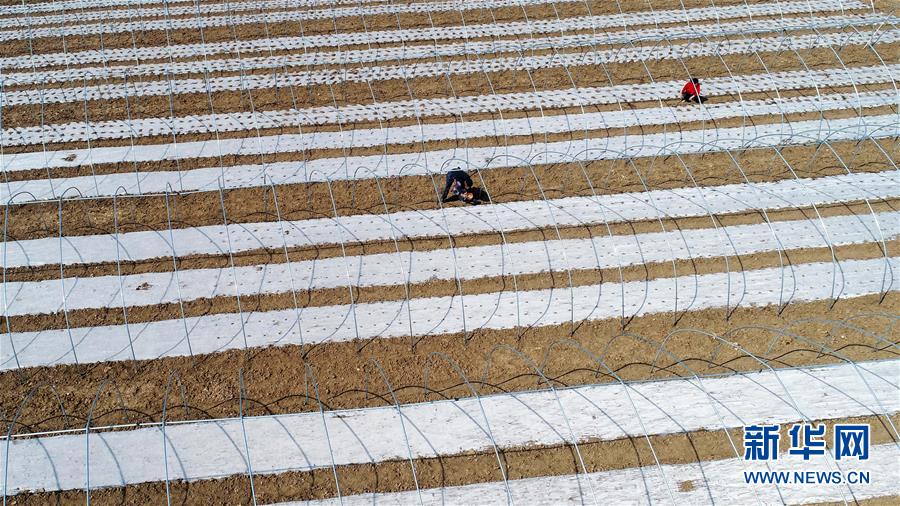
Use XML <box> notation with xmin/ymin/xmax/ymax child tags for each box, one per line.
<box><xmin>2</xmin><ymin>11</ymin><xmax>865</xmax><ymax>77</ymax></box>
<box><xmin>3</xmin><ymin>40</ymin><xmax>894</xmax><ymax>132</ymax></box>
<box><xmin>1</xmin><ymin>0</ymin><xmax>867</xmax><ymax>35</ymax></box>
<box><xmin>2</xmin><ymin>292</ymin><xmax>896</xmax><ymax>435</ymax></box>
<box><xmin>8</xmin><ymin>412</ymin><xmax>898</xmax><ymax>505</ymax></box>
<box><xmin>3</xmin><ymin>139</ymin><xmax>895</xmax><ymax>242</ymax></box>
<box><xmin>6</xmin><ymin>100</ymin><xmax>896</xmax><ymax>197</ymax></box>
<box><xmin>4</xmin><ymin>81</ymin><xmax>895</xmax><ymax>159</ymax></box>
<box><xmin>5</xmin><ymin>11</ymin><xmax>868</xmax><ymax>78</ymax></box>
<box><xmin>1</xmin><ymin>1</ymin><xmax>896</xmax><ymax>503</ymax></box>
<box><xmin>0</xmin><ymin>0</ymin><xmax>461</xmax><ymax>18</ymax></box>
<box><xmin>6</xmin><ymin>194</ymin><xmax>896</xmax><ymax>284</ymax></box>
<box><xmin>6</xmin><ymin>226</ymin><xmax>896</xmax><ymax>332</ymax></box>
<box><xmin>0</xmin><ymin>0</ymin><xmax>795</xmax><ymax>57</ymax></box>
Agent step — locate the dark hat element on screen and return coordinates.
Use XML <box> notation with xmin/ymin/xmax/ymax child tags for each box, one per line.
<box><xmin>691</xmin><ymin>78</ymin><xmax>700</xmax><ymax>84</ymax></box>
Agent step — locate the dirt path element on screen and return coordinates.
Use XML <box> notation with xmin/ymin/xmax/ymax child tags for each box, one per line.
<box><xmin>5</xmin><ymin>197</ymin><xmax>896</xmax><ymax>284</ymax></box>
<box><xmin>1</xmin><ymin>1</ymin><xmax>897</xmax><ymax>502</ymax></box>
<box><xmin>4</xmin><ymin>139</ymin><xmax>895</xmax><ymax>242</ymax></box>
<box><xmin>7</xmin><ymin>413</ymin><xmax>898</xmax><ymax>505</ymax></box>
<box><xmin>4</xmin><ymin>220</ymin><xmax>896</xmax><ymax>332</ymax></box>
<box><xmin>4</xmin><ymin>40</ymin><xmax>895</xmax><ymax>132</ymax></box>
<box><xmin>0</xmin><ymin>0</ymin><xmax>792</xmax><ymax>56</ymax></box>
<box><xmin>2</xmin><ymin>293</ymin><xmax>896</xmax><ymax>436</ymax></box>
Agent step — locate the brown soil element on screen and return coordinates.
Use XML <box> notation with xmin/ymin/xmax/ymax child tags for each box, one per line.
<box><xmin>3</xmin><ymin>138</ymin><xmax>895</xmax><ymax>242</ymax></box>
<box><xmin>9</xmin><ymin>413</ymin><xmax>899</xmax><ymax>504</ymax></box>
<box><xmin>5</xmin><ymin>198</ymin><xmax>897</xmax><ymax>284</ymax></box>
<box><xmin>3</xmin><ymin>39</ymin><xmax>895</xmax><ymax>134</ymax></box>
<box><xmin>8</xmin><ymin>103</ymin><xmax>897</xmax><ymax>198</ymax></box>
<box><xmin>0</xmin><ymin>0</ymin><xmax>799</xmax><ymax>56</ymax></box>
<box><xmin>5</xmin><ymin>86</ymin><xmax>895</xmax><ymax>161</ymax></box>
<box><xmin>8</xmin><ymin>11</ymin><xmax>864</xmax><ymax>77</ymax></box>
<box><xmin>0</xmin><ymin>0</ymin><xmax>535</xmax><ymax>17</ymax></box>
<box><xmin>34</xmin><ymin>80</ymin><xmax>900</xmax><ymax>139</ymax></box>
<box><xmin>4</xmin><ymin>235</ymin><xmax>895</xmax><ymax>332</ymax></box>
<box><xmin>1</xmin><ymin>3</ymin><xmax>897</xmax><ymax>503</ymax></box>
<box><xmin>2</xmin><ymin>17</ymin><xmax>884</xmax><ymax>91</ymax></box>
<box><xmin>1</xmin><ymin>0</ymin><xmax>862</xmax><ymax>37</ymax></box>
<box><xmin>2</xmin><ymin>293</ymin><xmax>897</xmax><ymax>436</ymax></box>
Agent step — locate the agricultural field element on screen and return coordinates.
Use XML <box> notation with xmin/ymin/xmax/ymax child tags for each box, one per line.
<box><xmin>0</xmin><ymin>0</ymin><xmax>898</xmax><ymax>503</ymax></box>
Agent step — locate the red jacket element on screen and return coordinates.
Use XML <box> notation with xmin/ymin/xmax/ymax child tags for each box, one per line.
<box><xmin>682</xmin><ymin>81</ymin><xmax>700</xmax><ymax>95</ymax></box>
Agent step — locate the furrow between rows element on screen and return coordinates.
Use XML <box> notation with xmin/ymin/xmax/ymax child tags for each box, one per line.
<box><xmin>2</xmin><ymin>359</ymin><xmax>897</xmax><ymax>497</ymax></box>
<box><xmin>4</xmin><ymin>257</ymin><xmax>897</xmax><ymax>369</ymax></box>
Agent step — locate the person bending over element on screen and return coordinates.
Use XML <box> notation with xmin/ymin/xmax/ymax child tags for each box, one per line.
<box><xmin>681</xmin><ymin>78</ymin><xmax>708</xmax><ymax>104</ymax></box>
<box><xmin>440</xmin><ymin>169</ymin><xmax>476</xmax><ymax>203</ymax></box>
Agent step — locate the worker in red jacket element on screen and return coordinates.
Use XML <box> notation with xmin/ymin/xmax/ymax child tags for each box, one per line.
<box><xmin>681</xmin><ymin>78</ymin><xmax>707</xmax><ymax>104</ymax></box>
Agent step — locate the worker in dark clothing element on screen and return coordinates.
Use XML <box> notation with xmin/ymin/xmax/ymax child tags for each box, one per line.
<box><xmin>440</xmin><ymin>169</ymin><xmax>475</xmax><ymax>203</ymax></box>
<box><xmin>681</xmin><ymin>78</ymin><xmax>707</xmax><ymax>104</ymax></box>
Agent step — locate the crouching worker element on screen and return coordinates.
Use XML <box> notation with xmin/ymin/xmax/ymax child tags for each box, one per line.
<box><xmin>681</xmin><ymin>78</ymin><xmax>708</xmax><ymax>104</ymax></box>
<box><xmin>440</xmin><ymin>168</ymin><xmax>480</xmax><ymax>204</ymax></box>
